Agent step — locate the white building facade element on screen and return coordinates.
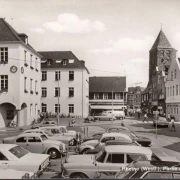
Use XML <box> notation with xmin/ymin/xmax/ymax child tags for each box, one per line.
<box><xmin>39</xmin><ymin>51</ymin><xmax>89</xmax><ymax>118</ymax></box>
<box><xmin>0</xmin><ymin>18</ymin><xmax>41</xmax><ymax>127</ymax></box>
<box><xmin>165</xmin><ymin>58</ymin><xmax>180</xmax><ymax>121</ymax></box>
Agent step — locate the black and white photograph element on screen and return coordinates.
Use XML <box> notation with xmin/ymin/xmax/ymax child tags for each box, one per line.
<box><xmin>0</xmin><ymin>0</ymin><xmax>180</xmax><ymax>179</ymax></box>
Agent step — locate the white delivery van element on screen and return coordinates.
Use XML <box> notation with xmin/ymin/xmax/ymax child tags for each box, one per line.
<box><xmin>103</xmin><ymin>110</ymin><xmax>125</xmax><ymax>119</ymax></box>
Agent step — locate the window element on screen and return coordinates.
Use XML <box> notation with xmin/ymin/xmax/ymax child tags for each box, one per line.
<box><xmin>106</xmin><ymin>154</ymin><xmax>124</xmax><ymax>163</ymax></box>
<box><xmin>42</xmin><ymin>87</ymin><xmax>47</xmax><ymax>97</ymax></box>
<box><xmin>55</xmin><ymin>71</ymin><xmax>61</xmax><ymax>81</ymax></box>
<box><xmin>42</xmin><ymin>103</ymin><xmax>47</xmax><ymax>113</ymax></box>
<box><xmin>174</xmin><ymin>173</ymin><xmax>180</xmax><ymax>178</ymax></box>
<box><xmin>96</xmin><ymin>151</ymin><xmax>107</xmax><ymax>163</ymax></box>
<box><xmin>171</xmin><ymin>71</ymin><xmax>173</xmax><ymax>80</ymax></box>
<box><xmin>175</xmin><ymin>69</ymin><xmax>177</xmax><ymax>79</ymax></box>
<box><xmin>16</xmin><ymin>137</ymin><xmax>27</xmax><ymax>143</ymax></box>
<box><xmin>115</xmin><ymin>93</ymin><xmax>121</xmax><ymax>99</ymax></box>
<box><xmin>24</xmin><ymin>50</ymin><xmax>27</xmax><ymax>63</ymax></box>
<box><xmin>103</xmin><ymin>93</ymin><xmax>108</xmax><ymax>99</ymax></box>
<box><xmin>0</xmin><ymin>152</ymin><xmax>8</xmax><ymax>160</ymax></box>
<box><xmin>63</xmin><ymin>59</ymin><xmax>67</xmax><ymax>65</ymax></box>
<box><xmin>170</xmin><ymin>87</ymin><xmax>172</xmax><ymax>96</ymax></box>
<box><xmin>69</xmin><ymin>87</ymin><xmax>74</xmax><ymax>97</ymax></box>
<box><xmin>126</xmin><ymin>154</ymin><xmax>147</xmax><ymax>163</ymax></box>
<box><xmin>30</xmin><ymin>104</ymin><xmax>33</xmax><ymax>116</ymax></box>
<box><xmin>69</xmin><ymin>71</ymin><xmax>74</xmax><ymax>81</ymax></box>
<box><xmin>94</xmin><ymin>93</ymin><xmax>99</xmax><ymax>99</ymax></box>
<box><xmin>42</xmin><ymin>71</ymin><xmax>47</xmax><ymax>81</ymax></box>
<box><xmin>69</xmin><ymin>104</ymin><xmax>74</xmax><ymax>113</ymax></box>
<box><xmin>30</xmin><ymin>79</ymin><xmax>33</xmax><ymax>91</ymax></box>
<box><xmin>24</xmin><ymin>77</ymin><xmax>27</xmax><ymax>91</ymax></box>
<box><xmin>28</xmin><ymin>137</ymin><xmax>41</xmax><ymax>143</ymax></box>
<box><xmin>47</xmin><ymin>59</ymin><xmax>51</xmax><ymax>65</ymax></box>
<box><xmin>35</xmin><ymin>81</ymin><xmax>37</xmax><ymax>93</ymax></box>
<box><xmin>0</xmin><ymin>47</ymin><xmax>8</xmax><ymax>63</ymax></box>
<box><xmin>55</xmin><ymin>87</ymin><xmax>60</xmax><ymax>97</ymax></box>
<box><xmin>167</xmin><ymin>87</ymin><xmax>169</xmax><ymax>97</ymax></box>
<box><xmin>143</xmin><ymin>172</ymin><xmax>172</xmax><ymax>179</ymax></box>
<box><xmin>55</xmin><ymin>104</ymin><xmax>60</xmax><ymax>113</ymax></box>
<box><xmin>30</xmin><ymin>54</ymin><xmax>33</xmax><ymax>66</ymax></box>
<box><xmin>35</xmin><ymin>58</ymin><xmax>37</xmax><ymax>69</ymax></box>
<box><xmin>0</xmin><ymin>75</ymin><xmax>8</xmax><ymax>91</ymax></box>
<box><xmin>176</xmin><ymin>85</ymin><xmax>178</xmax><ymax>96</ymax></box>
<box><xmin>177</xmin><ymin>107</ymin><xmax>178</xmax><ymax>114</ymax></box>
<box><xmin>35</xmin><ymin>104</ymin><xmax>38</xmax><ymax>116</ymax></box>
<box><xmin>173</xmin><ymin>86</ymin><xmax>174</xmax><ymax>96</ymax></box>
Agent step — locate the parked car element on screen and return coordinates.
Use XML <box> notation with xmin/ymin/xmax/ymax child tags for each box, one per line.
<box><xmin>0</xmin><ymin>169</ymin><xmax>35</xmax><ymax>179</ymax></box>
<box><xmin>0</xmin><ymin>144</ymin><xmax>49</xmax><ymax>176</ymax></box>
<box><xmin>32</xmin><ymin>120</ymin><xmax>57</xmax><ymax>129</ymax></box>
<box><xmin>85</xmin><ymin>139</ymin><xmax>140</xmax><ymax>155</ymax></box>
<box><xmin>94</xmin><ymin>112</ymin><xmax>116</xmax><ymax>121</ymax></box>
<box><xmin>78</xmin><ymin>133</ymin><xmax>133</xmax><ymax>154</ymax></box>
<box><xmin>82</xmin><ymin>132</ymin><xmax>103</xmax><ymax>143</ymax></box>
<box><xmin>114</xmin><ymin>160</ymin><xmax>180</xmax><ymax>179</ymax></box>
<box><xmin>40</xmin><ymin>126</ymin><xmax>82</xmax><ymax>146</ymax></box>
<box><xmin>102</xmin><ymin>110</ymin><xmax>125</xmax><ymax>119</ymax></box>
<box><xmin>84</xmin><ymin>116</ymin><xmax>98</xmax><ymax>123</ymax></box>
<box><xmin>3</xmin><ymin>133</ymin><xmax>66</xmax><ymax>159</ymax></box>
<box><xmin>62</xmin><ymin>145</ymin><xmax>153</xmax><ymax>178</ymax></box>
<box><xmin>153</xmin><ymin>116</ymin><xmax>169</xmax><ymax>127</ymax></box>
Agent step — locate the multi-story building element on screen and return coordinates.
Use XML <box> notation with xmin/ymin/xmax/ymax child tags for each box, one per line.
<box><xmin>127</xmin><ymin>86</ymin><xmax>145</xmax><ymax>109</ymax></box>
<box><xmin>165</xmin><ymin>58</ymin><xmax>180</xmax><ymax>121</ymax></box>
<box><xmin>39</xmin><ymin>51</ymin><xmax>89</xmax><ymax>118</ymax></box>
<box><xmin>89</xmin><ymin>76</ymin><xmax>127</xmax><ymax>115</ymax></box>
<box><xmin>0</xmin><ymin>18</ymin><xmax>41</xmax><ymax>127</ymax></box>
<box><xmin>146</xmin><ymin>29</ymin><xmax>177</xmax><ymax>114</ymax></box>
<box><xmin>141</xmin><ymin>87</ymin><xmax>150</xmax><ymax>111</ymax></box>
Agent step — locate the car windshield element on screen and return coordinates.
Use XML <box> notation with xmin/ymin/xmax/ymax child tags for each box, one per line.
<box><xmin>116</xmin><ymin>169</ymin><xmax>137</xmax><ymax>179</ymax></box>
<box><xmin>9</xmin><ymin>146</ymin><xmax>29</xmax><ymax>158</ymax></box>
<box><xmin>95</xmin><ymin>150</ymin><xmax>107</xmax><ymax>163</ymax></box>
<box><xmin>51</xmin><ymin>129</ymin><xmax>61</xmax><ymax>134</ymax></box>
<box><xmin>41</xmin><ymin>135</ymin><xmax>48</xmax><ymax>141</ymax></box>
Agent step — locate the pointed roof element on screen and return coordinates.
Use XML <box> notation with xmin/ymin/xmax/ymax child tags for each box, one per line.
<box><xmin>150</xmin><ymin>30</ymin><xmax>172</xmax><ymax>50</ymax></box>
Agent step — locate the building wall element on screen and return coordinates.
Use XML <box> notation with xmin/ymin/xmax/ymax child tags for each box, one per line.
<box><xmin>165</xmin><ymin>58</ymin><xmax>180</xmax><ymax>121</ymax></box>
<box><xmin>41</xmin><ymin>68</ymin><xmax>89</xmax><ymax>118</ymax></box>
<box><xmin>0</xmin><ymin>43</ymin><xmax>41</xmax><ymax>127</ymax></box>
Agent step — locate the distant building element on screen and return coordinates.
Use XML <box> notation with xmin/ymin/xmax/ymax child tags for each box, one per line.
<box><xmin>141</xmin><ymin>87</ymin><xmax>150</xmax><ymax>111</ymax></box>
<box><xmin>89</xmin><ymin>76</ymin><xmax>127</xmax><ymax>115</ymax></box>
<box><xmin>39</xmin><ymin>51</ymin><xmax>89</xmax><ymax>118</ymax></box>
<box><xmin>165</xmin><ymin>58</ymin><xmax>180</xmax><ymax>120</ymax></box>
<box><xmin>0</xmin><ymin>18</ymin><xmax>42</xmax><ymax>127</ymax></box>
<box><xmin>127</xmin><ymin>86</ymin><xmax>145</xmax><ymax>109</ymax></box>
<box><xmin>146</xmin><ymin>30</ymin><xmax>177</xmax><ymax>114</ymax></box>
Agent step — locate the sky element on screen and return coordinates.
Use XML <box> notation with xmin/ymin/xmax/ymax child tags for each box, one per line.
<box><xmin>1</xmin><ymin>0</ymin><xmax>180</xmax><ymax>88</ymax></box>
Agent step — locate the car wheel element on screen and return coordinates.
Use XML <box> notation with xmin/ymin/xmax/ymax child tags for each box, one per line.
<box><xmin>48</xmin><ymin>148</ymin><xmax>60</xmax><ymax>159</ymax></box>
<box><xmin>71</xmin><ymin>173</ymin><xmax>88</xmax><ymax>179</ymax></box>
<box><xmin>81</xmin><ymin>148</ymin><xmax>90</xmax><ymax>154</ymax></box>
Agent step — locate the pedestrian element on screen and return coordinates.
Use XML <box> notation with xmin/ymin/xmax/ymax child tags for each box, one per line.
<box><xmin>143</xmin><ymin>113</ymin><xmax>148</xmax><ymax>122</ymax></box>
<box><xmin>137</xmin><ymin>112</ymin><xmax>140</xmax><ymax>120</ymax></box>
<box><xmin>121</xmin><ymin>120</ymin><xmax>125</xmax><ymax>126</ymax></box>
<box><xmin>170</xmin><ymin>116</ymin><xmax>176</xmax><ymax>132</ymax></box>
<box><xmin>167</xmin><ymin>113</ymin><xmax>171</xmax><ymax>122</ymax></box>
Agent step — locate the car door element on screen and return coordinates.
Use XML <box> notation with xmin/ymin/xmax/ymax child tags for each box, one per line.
<box><xmin>98</xmin><ymin>153</ymin><xmax>126</xmax><ymax>173</ymax></box>
<box><xmin>27</xmin><ymin>136</ymin><xmax>44</xmax><ymax>153</ymax></box>
<box><xmin>142</xmin><ymin>172</ymin><xmax>173</xmax><ymax>179</ymax></box>
<box><xmin>0</xmin><ymin>151</ymin><xmax>9</xmax><ymax>169</ymax></box>
<box><xmin>15</xmin><ymin>137</ymin><xmax>27</xmax><ymax>150</ymax></box>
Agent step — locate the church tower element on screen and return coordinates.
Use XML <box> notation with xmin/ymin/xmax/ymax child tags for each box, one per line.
<box><xmin>148</xmin><ymin>30</ymin><xmax>176</xmax><ymax>113</ymax></box>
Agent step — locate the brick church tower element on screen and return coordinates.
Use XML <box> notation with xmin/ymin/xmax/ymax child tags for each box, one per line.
<box><xmin>147</xmin><ymin>30</ymin><xmax>177</xmax><ymax>113</ymax></box>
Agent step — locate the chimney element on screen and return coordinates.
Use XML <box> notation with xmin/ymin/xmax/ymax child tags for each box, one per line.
<box><xmin>80</xmin><ymin>60</ymin><xmax>85</xmax><ymax>66</ymax></box>
<box><xmin>18</xmin><ymin>33</ymin><xmax>28</xmax><ymax>44</ymax></box>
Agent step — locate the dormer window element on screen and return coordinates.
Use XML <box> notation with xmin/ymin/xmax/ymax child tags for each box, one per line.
<box><xmin>62</xmin><ymin>60</ymin><xmax>67</xmax><ymax>65</ymax></box>
<box><xmin>47</xmin><ymin>60</ymin><xmax>51</xmax><ymax>66</ymax></box>
<box><xmin>25</xmin><ymin>37</ymin><xmax>28</xmax><ymax>44</ymax></box>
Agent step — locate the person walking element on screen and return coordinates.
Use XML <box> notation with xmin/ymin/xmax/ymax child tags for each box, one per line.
<box><xmin>170</xmin><ymin>116</ymin><xmax>176</xmax><ymax>132</ymax></box>
<box><xmin>137</xmin><ymin>112</ymin><xmax>141</xmax><ymax>120</ymax></box>
<box><xmin>143</xmin><ymin>112</ymin><xmax>148</xmax><ymax>122</ymax></box>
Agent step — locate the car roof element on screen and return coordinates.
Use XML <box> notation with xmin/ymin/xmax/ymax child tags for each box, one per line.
<box><xmin>18</xmin><ymin>133</ymin><xmax>42</xmax><ymax>137</ymax></box>
<box><xmin>105</xmin><ymin>145</ymin><xmax>152</xmax><ymax>154</ymax></box>
<box><xmin>105</xmin><ymin>140</ymin><xmax>134</xmax><ymax>144</ymax></box>
<box><xmin>102</xmin><ymin>132</ymin><xmax>131</xmax><ymax>139</ymax></box>
<box><xmin>0</xmin><ymin>144</ymin><xmax>17</xmax><ymax>150</ymax></box>
<box><xmin>107</xmin><ymin>126</ymin><xmax>130</xmax><ymax>131</ymax></box>
<box><xmin>23</xmin><ymin>129</ymin><xmax>44</xmax><ymax>133</ymax></box>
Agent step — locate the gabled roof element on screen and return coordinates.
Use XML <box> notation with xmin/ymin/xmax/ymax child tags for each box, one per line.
<box><xmin>89</xmin><ymin>76</ymin><xmax>126</xmax><ymax>92</ymax></box>
<box><xmin>39</xmin><ymin>51</ymin><xmax>89</xmax><ymax>73</ymax></box>
<box><xmin>150</xmin><ymin>30</ymin><xmax>172</xmax><ymax>50</ymax></box>
<box><xmin>142</xmin><ymin>87</ymin><xmax>149</xmax><ymax>95</ymax></box>
<box><xmin>0</xmin><ymin>18</ymin><xmax>41</xmax><ymax>57</ymax></box>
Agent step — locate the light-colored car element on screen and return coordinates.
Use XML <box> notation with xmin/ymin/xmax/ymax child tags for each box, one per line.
<box><xmin>103</xmin><ymin>110</ymin><xmax>125</xmax><ymax>119</ymax></box>
<box><xmin>32</xmin><ymin>120</ymin><xmax>57</xmax><ymax>129</ymax></box>
<box><xmin>94</xmin><ymin>112</ymin><xmax>116</xmax><ymax>121</ymax></box>
<box><xmin>62</xmin><ymin>145</ymin><xmax>153</xmax><ymax>178</ymax></box>
<box><xmin>0</xmin><ymin>144</ymin><xmax>49</xmax><ymax>176</ymax></box>
<box><xmin>0</xmin><ymin>169</ymin><xmax>35</xmax><ymax>179</ymax></box>
<box><xmin>3</xmin><ymin>133</ymin><xmax>66</xmax><ymax>159</ymax></box>
<box><xmin>78</xmin><ymin>132</ymin><xmax>132</xmax><ymax>154</ymax></box>
<box><xmin>40</xmin><ymin>126</ymin><xmax>81</xmax><ymax>146</ymax></box>
<box><xmin>153</xmin><ymin>116</ymin><xmax>169</xmax><ymax>127</ymax></box>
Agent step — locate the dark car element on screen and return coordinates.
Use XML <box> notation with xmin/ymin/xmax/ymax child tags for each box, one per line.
<box><xmin>96</xmin><ymin>160</ymin><xmax>180</xmax><ymax>179</ymax></box>
<box><xmin>85</xmin><ymin>140</ymin><xmax>140</xmax><ymax>155</ymax></box>
<box><xmin>82</xmin><ymin>132</ymin><xmax>103</xmax><ymax>143</ymax></box>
